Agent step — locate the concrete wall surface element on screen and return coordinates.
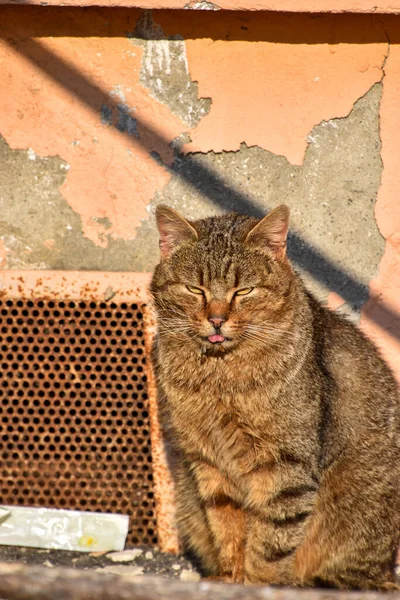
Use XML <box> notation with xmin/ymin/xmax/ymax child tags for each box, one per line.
<box><xmin>1</xmin><ymin>8</ymin><xmax>400</xmax><ymax>381</ymax></box>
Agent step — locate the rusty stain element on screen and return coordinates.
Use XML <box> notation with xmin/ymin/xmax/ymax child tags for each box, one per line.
<box><xmin>143</xmin><ymin>302</ymin><xmax>180</xmax><ymax>554</ymax></box>
<box><xmin>0</xmin><ymin>272</ymin><xmax>151</xmax><ymax>303</ymax></box>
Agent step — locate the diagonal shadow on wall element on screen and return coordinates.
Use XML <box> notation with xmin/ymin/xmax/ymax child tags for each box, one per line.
<box><xmin>2</xmin><ymin>33</ymin><xmax>400</xmax><ymax>344</ymax></box>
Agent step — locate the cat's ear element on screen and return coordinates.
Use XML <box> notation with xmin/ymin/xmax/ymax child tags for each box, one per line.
<box><xmin>244</xmin><ymin>205</ymin><xmax>290</xmax><ymax>261</ymax></box>
<box><xmin>155</xmin><ymin>204</ymin><xmax>198</xmax><ymax>259</ymax></box>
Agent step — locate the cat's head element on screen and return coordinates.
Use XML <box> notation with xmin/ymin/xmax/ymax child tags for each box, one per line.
<box><xmin>150</xmin><ymin>205</ymin><xmax>295</xmax><ymax>356</ymax></box>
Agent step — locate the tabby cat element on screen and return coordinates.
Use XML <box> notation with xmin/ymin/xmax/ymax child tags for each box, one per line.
<box><xmin>150</xmin><ymin>204</ymin><xmax>400</xmax><ymax>589</ymax></box>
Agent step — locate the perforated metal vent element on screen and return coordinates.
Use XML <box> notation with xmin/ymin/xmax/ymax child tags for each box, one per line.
<box><xmin>0</xmin><ymin>298</ymin><xmax>157</xmax><ymax>546</ymax></box>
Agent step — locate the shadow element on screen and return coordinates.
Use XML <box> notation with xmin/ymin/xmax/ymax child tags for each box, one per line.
<box><xmin>2</xmin><ymin>20</ymin><xmax>400</xmax><ymax>343</ymax></box>
<box><xmin>1</xmin><ymin>6</ymin><xmax>400</xmax><ymax>44</ymax></box>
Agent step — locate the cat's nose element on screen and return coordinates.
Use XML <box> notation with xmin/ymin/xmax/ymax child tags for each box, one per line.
<box><xmin>209</xmin><ymin>316</ymin><xmax>225</xmax><ymax>329</ymax></box>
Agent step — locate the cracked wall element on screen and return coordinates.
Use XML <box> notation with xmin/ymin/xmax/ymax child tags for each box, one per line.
<box><xmin>1</xmin><ymin>7</ymin><xmax>400</xmax><ymax>378</ymax></box>
<box><xmin>133</xmin><ymin>84</ymin><xmax>384</xmax><ymax>320</ymax></box>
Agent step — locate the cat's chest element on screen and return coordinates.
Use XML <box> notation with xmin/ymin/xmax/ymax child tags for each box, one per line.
<box><xmin>164</xmin><ymin>381</ymin><xmax>273</xmax><ymax>474</ymax></box>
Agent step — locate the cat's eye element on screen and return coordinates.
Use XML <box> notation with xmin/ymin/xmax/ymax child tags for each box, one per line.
<box><xmin>235</xmin><ymin>287</ymin><xmax>254</xmax><ymax>296</ymax></box>
<box><xmin>186</xmin><ymin>285</ymin><xmax>204</xmax><ymax>295</ymax></box>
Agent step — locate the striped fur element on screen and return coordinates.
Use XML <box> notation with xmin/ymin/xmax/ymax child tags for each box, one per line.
<box><xmin>150</xmin><ymin>205</ymin><xmax>400</xmax><ymax>589</ymax></box>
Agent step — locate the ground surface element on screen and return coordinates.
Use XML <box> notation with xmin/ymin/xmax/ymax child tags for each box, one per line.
<box><xmin>0</xmin><ymin>546</ymin><xmax>399</xmax><ymax>600</ymax></box>
<box><xmin>0</xmin><ymin>545</ymin><xmax>200</xmax><ymax>580</ymax></box>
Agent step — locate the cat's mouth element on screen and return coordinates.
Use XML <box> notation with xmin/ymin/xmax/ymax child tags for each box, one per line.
<box><xmin>204</xmin><ymin>334</ymin><xmax>232</xmax><ymax>345</ymax></box>
<box><xmin>208</xmin><ymin>334</ymin><xmax>226</xmax><ymax>343</ymax></box>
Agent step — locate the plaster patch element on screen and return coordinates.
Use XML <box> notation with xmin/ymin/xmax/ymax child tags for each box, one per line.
<box><xmin>0</xmin><ymin>136</ymin><xmax>159</xmax><ymax>271</ymax></box>
<box><xmin>130</xmin><ymin>11</ymin><xmax>211</xmax><ymax>129</ymax></box>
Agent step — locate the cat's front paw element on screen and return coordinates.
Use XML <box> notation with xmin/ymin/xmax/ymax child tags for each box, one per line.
<box><xmin>203</xmin><ymin>573</ymin><xmax>244</xmax><ymax>584</ymax></box>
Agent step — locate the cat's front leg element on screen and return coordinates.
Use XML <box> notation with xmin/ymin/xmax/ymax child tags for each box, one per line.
<box><xmin>241</xmin><ymin>465</ymin><xmax>317</xmax><ymax>585</ymax></box>
<box><xmin>205</xmin><ymin>499</ymin><xmax>245</xmax><ymax>582</ymax></box>
<box><xmin>194</xmin><ymin>462</ymin><xmax>245</xmax><ymax>583</ymax></box>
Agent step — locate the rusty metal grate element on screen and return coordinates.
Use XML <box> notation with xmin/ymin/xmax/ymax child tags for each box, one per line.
<box><xmin>0</xmin><ymin>297</ymin><xmax>157</xmax><ymax>547</ymax></box>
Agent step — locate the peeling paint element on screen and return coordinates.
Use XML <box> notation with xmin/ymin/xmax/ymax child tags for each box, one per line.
<box><xmin>0</xmin><ymin>135</ymin><xmax>157</xmax><ymax>270</ymax></box>
<box><xmin>0</xmin><ymin>80</ymin><xmax>384</xmax><ymax>314</ymax></box>
<box><xmin>152</xmin><ymin>11</ymin><xmax>388</xmax><ymax>164</ymax></box>
<box><xmin>0</xmin><ymin>8</ymin><xmax>184</xmax><ymax>246</ymax></box>
<box><xmin>130</xmin><ymin>10</ymin><xmax>211</xmax><ymax>128</ymax></box>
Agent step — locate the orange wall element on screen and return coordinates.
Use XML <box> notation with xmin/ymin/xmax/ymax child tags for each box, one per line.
<box><xmin>1</xmin><ymin>8</ymin><xmax>400</xmax><ymax>382</ymax></box>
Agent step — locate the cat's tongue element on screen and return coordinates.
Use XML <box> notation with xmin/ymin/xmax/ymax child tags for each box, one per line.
<box><xmin>208</xmin><ymin>334</ymin><xmax>225</xmax><ymax>343</ymax></box>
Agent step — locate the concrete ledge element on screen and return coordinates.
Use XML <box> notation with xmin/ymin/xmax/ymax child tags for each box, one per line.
<box><xmin>0</xmin><ymin>563</ymin><xmax>397</xmax><ymax>599</ymax></box>
<box><xmin>1</xmin><ymin>0</ymin><xmax>400</xmax><ymax>11</ymax></box>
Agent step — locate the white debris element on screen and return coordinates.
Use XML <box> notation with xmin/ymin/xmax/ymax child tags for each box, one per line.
<box><xmin>180</xmin><ymin>569</ymin><xmax>201</xmax><ymax>582</ymax></box>
<box><xmin>43</xmin><ymin>560</ymin><xmax>54</xmax><ymax>568</ymax></box>
<box><xmin>172</xmin><ymin>563</ymin><xmax>181</xmax><ymax>571</ymax></box>
<box><xmin>0</xmin><ymin>505</ymin><xmax>129</xmax><ymax>552</ymax></box>
<box><xmin>100</xmin><ymin>565</ymin><xmax>144</xmax><ymax>577</ymax></box>
<box><xmin>27</xmin><ymin>148</ymin><xmax>36</xmax><ymax>161</ymax></box>
<box><xmin>144</xmin><ymin>551</ymin><xmax>153</xmax><ymax>560</ymax></box>
<box><xmin>107</xmin><ymin>548</ymin><xmax>143</xmax><ymax>562</ymax></box>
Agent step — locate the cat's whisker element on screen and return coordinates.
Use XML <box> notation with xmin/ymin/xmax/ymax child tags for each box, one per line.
<box><xmin>244</xmin><ymin>328</ymin><xmax>296</xmax><ymax>342</ymax></box>
<box><xmin>245</xmin><ymin>323</ymin><xmax>296</xmax><ymax>337</ymax></box>
<box><xmin>240</xmin><ymin>327</ymin><xmax>291</xmax><ymax>340</ymax></box>
<box><xmin>230</xmin><ymin>320</ymin><xmax>293</xmax><ymax>334</ymax></box>
<box><xmin>158</xmin><ymin>329</ymin><xmax>198</xmax><ymax>343</ymax></box>
<box><xmin>158</xmin><ymin>330</ymin><xmax>187</xmax><ymax>342</ymax></box>
<box><xmin>238</xmin><ymin>334</ymin><xmax>276</xmax><ymax>354</ymax></box>
<box><xmin>240</xmin><ymin>330</ymin><xmax>288</xmax><ymax>349</ymax></box>
<box><xmin>157</xmin><ymin>321</ymin><xmax>192</xmax><ymax>331</ymax></box>
<box><xmin>156</xmin><ymin>316</ymin><xmax>191</xmax><ymax>327</ymax></box>
<box><xmin>158</xmin><ymin>323</ymin><xmax>200</xmax><ymax>343</ymax></box>
<box><xmin>159</xmin><ymin>327</ymin><xmax>197</xmax><ymax>339</ymax></box>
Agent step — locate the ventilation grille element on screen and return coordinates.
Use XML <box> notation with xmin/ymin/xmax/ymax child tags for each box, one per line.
<box><xmin>0</xmin><ymin>298</ymin><xmax>157</xmax><ymax>546</ymax></box>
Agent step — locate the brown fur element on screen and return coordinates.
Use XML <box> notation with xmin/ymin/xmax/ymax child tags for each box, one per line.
<box><xmin>150</xmin><ymin>204</ymin><xmax>400</xmax><ymax>589</ymax></box>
